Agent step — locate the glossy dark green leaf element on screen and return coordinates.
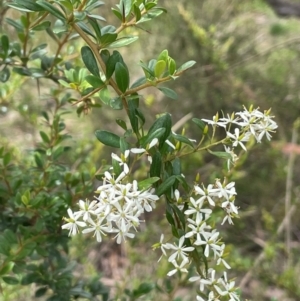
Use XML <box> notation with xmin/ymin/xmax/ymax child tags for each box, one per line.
<box><xmin>35</xmin><ymin>287</ymin><xmax>48</xmax><ymax>297</ymax></box>
<box><xmin>144</xmin><ymin>128</ymin><xmax>165</xmax><ymax>146</ymax></box>
<box><xmin>156</xmin><ymin>175</ymin><xmax>176</xmax><ymax>196</ymax></box>
<box><xmin>138</xmin><ymin>177</ymin><xmax>160</xmax><ymax>190</ymax></box>
<box><xmin>148</xmin><ymin>113</ymin><xmax>172</xmax><ymax>147</ymax></box>
<box><xmin>177</xmin><ymin>60</ymin><xmax>196</xmax><ymax>72</ymax></box>
<box><xmin>87</xmin><ymin>17</ymin><xmax>102</xmax><ymax>41</ymax></box>
<box><xmin>108</xmin><ymin>36</ymin><xmax>138</xmax><ymax>48</ymax></box>
<box><xmin>207</xmin><ymin>149</ymin><xmax>232</xmax><ymax>160</ymax></box>
<box><xmin>31</xmin><ymin>20</ymin><xmax>51</xmax><ymax>31</ymax></box>
<box><xmin>116</xmin><ymin>119</ymin><xmax>127</xmax><ymax>130</ymax></box>
<box><xmin>115</xmin><ymin>62</ymin><xmax>129</xmax><ymax>93</ymax></box>
<box><xmin>192</xmin><ymin>118</ymin><xmax>206</xmax><ymax>132</ymax></box>
<box><xmin>172</xmin><ymin>157</ymin><xmax>181</xmax><ymax>175</ymax></box>
<box><xmin>2</xmin><ymin>276</ymin><xmax>19</xmax><ymax>285</ymax></box>
<box><xmin>171</xmin><ymin>203</ymin><xmax>186</xmax><ymax>228</ymax></box>
<box><xmin>111</xmin><ymin>8</ymin><xmax>123</xmax><ymax>21</ymax></box>
<box><xmin>77</xmin><ymin>21</ymin><xmax>96</xmax><ymax>38</ymax></box>
<box><xmin>95</xmin><ymin>130</ymin><xmax>120</xmax><ymax>148</ymax></box>
<box><xmin>172</xmin><ymin>133</ymin><xmax>194</xmax><ymax>147</ymax></box>
<box><xmin>119</xmin><ymin>137</ymin><xmax>129</xmax><ymax>153</ymax></box>
<box><xmin>37</xmin><ymin>1</ymin><xmax>66</xmax><ymax>20</ymax></box>
<box><xmin>81</xmin><ymin>46</ymin><xmax>99</xmax><ymax>77</ymax></box>
<box><xmin>100</xmin><ymin>49</ymin><xmax>110</xmax><ymax>64</ymax></box>
<box><xmin>121</xmin><ymin>0</ymin><xmax>132</xmax><ymax>18</ymax></box>
<box><xmin>133</xmin><ymin>282</ymin><xmax>155</xmax><ymax>298</ymax></box>
<box><xmin>150</xmin><ymin>152</ymin><xmax>162</xmax><ymax>178</ymax></box>
<box><xmin>128</xmin><ymin>98</ymin><xmax>139</xmax><ymax>134</ymax></box>
<box><xmin>85</xmin><ymin>75</ymin><xmax>105</xmax><ymax>88</ymax></box>
<box><xmin>158</xmin><ymin>87</ymin><xmax>178</xmax><ymax>100</ymax></box>
<box><xmin>133</xmin><ymin>4</ymin><xmax>141</xmax><ymax>21</ymax></box>
<box><xmin>1</xmin><ymin>35</ymin><xmax>9</xmax><ymax>56</ymax></box>
<box><xmin>105</xmin><ymin>51</ymin><xmax>121</xmax><ymax>79</ymax></box>
<box><xmin>0</xmin><ymin>67</ymin><xmax>10</xmax><ymax>83</ymax></box>
<box><xmin>100</xmin><ymin>33</ymin><xmax>118</xmax><ymax>46</ymax></box>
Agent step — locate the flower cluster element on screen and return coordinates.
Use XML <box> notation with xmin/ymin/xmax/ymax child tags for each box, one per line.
<box><xmin>202</xmin><ymin>106</ymin><xmax>278</xmax><ymax>170</ymax></box>
<box><xmin>62</xmin><ymin>163</ymin><xmax>159</xmax><ymax>244</ymax></box>
<box><xmin>158</xmin><ymin>179</ymin><xmax>239</xmax><ymax>300</ymax></box>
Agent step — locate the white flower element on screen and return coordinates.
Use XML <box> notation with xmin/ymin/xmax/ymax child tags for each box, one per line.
<box><xmin>62</xmin><ymin>208</ymin><xmax>86</xmax><ymax>236</ymax></box>
<box><xmin>167</xmin><ymin>259</ymin><xmax>189</xmax><ymax>276</ymax></box>
<box><xmin>77</xmin><ymin>199</ymin><xmax>97</xmax><ymax>222</ymax></box>
<box><xmin>166</xmin><ymin>236</ymin><xmax>194</xmax><ymax>262</ymax></box>
<box><xmin>194</xmin><ymin>230</ymin><xmax>221</xmax><ymax>257</ymax></box>
<box><xmin>111</xmin><ymin>151</ymin><xmax>130</xmax><ymax>174</ymax></box>
<box><xmin>226</xmin><ymin>128</ymin><xmax>250</xmax><ymax>151</ymax></box>
<box><xmin>224</xmin><ymin>146</ymin><xmax>238</xmax><ymax>171</ymax></box>
<box><xmin>202</xmin><ymin>115</ymin><xmax>228</xmax><ymax>128</ymax></box>
<box><xmin>194</xmin><ymin>184</ymin><xmax>217</xmax><ymax>206</ymax></box>
<box><xmin>214</xmin><ymin>180</ymin><xmax>236</xmax><ymax>201</ymax></box>
<box><xmin>82</xmin><ymin>217</ymin><xmax>110</xmax><ymax>242</ymax></box>
<box><xmin>184</xmin><ymin>197</ymin><xmax>212</xmax><ymax>219</ymax></box>
<box><xmin>158</xmin><ymin>234</ymin><xmax>170</xmax><ymax>262</ymax></box>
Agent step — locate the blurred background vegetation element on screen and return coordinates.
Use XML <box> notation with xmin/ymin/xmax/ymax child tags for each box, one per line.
<box><xmin>1</xmin><ymin>0</ymin><xmax>300</xmax><ymax>300</ymax></box>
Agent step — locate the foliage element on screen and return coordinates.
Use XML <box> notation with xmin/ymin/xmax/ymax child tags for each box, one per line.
<box><xmin>1</xmin><ymin>0</ymin><xmax>296</xmax><ymax>301</ymax></box>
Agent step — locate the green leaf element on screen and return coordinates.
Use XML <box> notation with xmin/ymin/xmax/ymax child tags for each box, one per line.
<box><xmin>87</xmin><ymin>17</ymin><xmax>102</xmax><ymax>41</ymax></box>
<box><xmin>105</xmin><ymin>51</ymin><xmax>122</xmax><ymax>79</ymax></box>
<box><xmin>1</xmin><ymin>35</ymin><xmax>9</xmax><ymax>56</ymax></box>
<box><xmin>32</xmin><ymin>21</ymin><xmax>51</xmax><ymax>31</ymax></box>
<box><xmin>100</xmin><ymin>33</ymin><xmax>118</xmax><ymax>46</ymax></box>
<box><xmin>177</xmin><ymin>60</ymin><xmax>196</xmax><ymax>72</ymax></box>
<box><xmin>144</xmin><ymin>128</ymin><xmax>166</xmax><ymax>146</ymax></box>
<box><xmin>110</xmin><ymin>97</ymin><xmax>123</xmax><ymax>110</ymax></box>
<box><xmin>150</xmin><ymin>152</ymin><xmax>162</xmax><ymax>178</ymax></box>
<box><xmin>121</xmin><ymin>0</ymin><xmax>132</xmax><ymax>18</ymax></box>
<box><xmin>138</xmin><ymin>177</ymin><xmax>160</xmax><ymax>190</ymax></box>
<box><xmin>154</xmin><ymin>60</ymin><xmax>166</xmax><ymax>78</ymax></box>
<box><xmin>2</xmin><ymin>276</ymin><xmax>19</xmax><ymax>285</ymax></box>
<box><xmin>168</xmin><ymin>58</ymin><xmax>176</xmax><ymax>75</ymax></box>
<box><xmin>156</xmin><ymin>175</ymin><xmax>176</xmax><ymax>197</ymax></box>
<box><xmin>0</xmin><ymin>67</ymin><xmax>10</xmax><ymax>83</ymax></box>
<box><xmin>172</xmin><ymin>133</ymin><xmax>194</xmax><ymax>147</ymax></box>
<box><xmin>148</xmin><ymin>113</ymin><xmax>172</xmax><ymax>147</ymax></box>
<box><xmin>119</xmin><ymin>137</ymin><xmax>129</xmax><ymax>153</ymax></box>
<box><xmin>207</xmin><ymin>149</ymin><xmax>232</xmax><ymax>160</ymax></box>
<box><xmin>39</xmin><ymin>131</ymin><xmax>50</xmax><ymax>143</ymax></box>
<box><xmin>95</xmin><ymin>130</ymin><xmax>120</xmax><ymax>148</ymax></box>
<box><xmin>158</xmin><ymin>87</ymin><xmax>178</xmax><ymax>100</ymax></box>
<box><xmin>128</xmin><ymin>98</ymin><xmax>139</xmax><ymax>134</ymax></box>
<box><xmin>3</xmin><ymin>152</ymin><xmax>11</xmax><ymax>166</ymax></box>
<box><xmin>130</xmin><ymin>76</ymin><xmax>146</xmax><ymax>88</ymax></box>
<box><xmin>133</xmin><ymin>282</ymin><xmax>155</xmax><ymax>298</ymax></box>
<box><xmin>108</xmin><ymin>36</ymin><xmax>138</xmax><ymax>48</ymax></box>
<box><xmin>171</xmin><ymin>203</ymin><xmax>186</xmax><ymax>228</ymax></box>
<box><xmin>36</xmin><ymin>1</ymin><xmax>66</xmax><ymax>20</ymax></box>
<box><xmin>192</xmin><ymin>118</ymin><xmax>206</xmax><ymax>132</ymax></box>
<box><xmin>81</xmin><ymin>46</ymin><xmax>99</xmax><ymax>77</ymax></box>
<box><xmin>115</xmin><ymin>62</ymin><xmax>129</xmax><ymax>93</ymax></box>
<box><xmin>0</xmin><ymin>262</ymin><xmax>14</xmax><ymax>276</ymax></box>
<box><xmin>172</xmin><ymin>157</ymin><xmax>181</xmax><ymax>175</ymax></box>
<box><xmin>157</xmin><ymin>49</ymin><xmax>168</xmax><ymax>63</ymax></box>
<box><xmin>116</xmin><ymin>119</ymin><xmax>127</xmax><ymax>130</ymax></box>
<box><xmin>111</xmin><ymin>8</ymin><xmax>123</xmax><ymax>20</ymax></box>
<box><xmin>99</xmin><ymin>87</ymin><xmax>110</xmax><ymax>105</ymax></box>
<box><xmin>35</xmin><ymin>287</ymin><xmax>48</xmax><ymax>297</ymax></box>
<box><xmin>6</xmin><ymin>18</ymin><xmax>23</xmax><ymax>32</ymax></box>
<box><xmin>85</xmin><ymin>75</ymin><xmax>105</xmax><ymax>88</ymax></box>
<box><xmin>133</xmin><ymin>4</ymin><xmax>141</xmax><ymax>21</ymax></box>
